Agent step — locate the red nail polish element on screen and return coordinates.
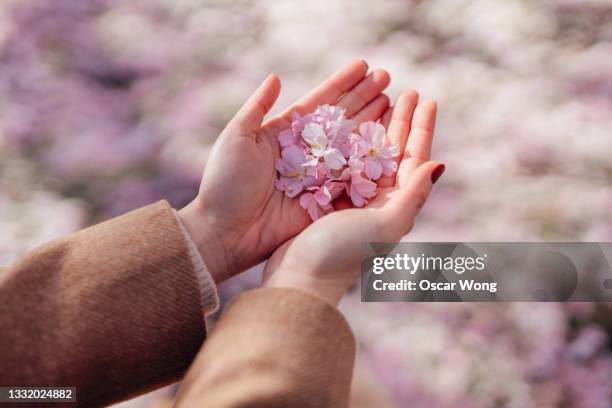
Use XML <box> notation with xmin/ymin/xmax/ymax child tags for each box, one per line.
<box><xmin>431</xmin><ymin>164</ymin><xmax>445</xmax><ymax>184</ymax></box>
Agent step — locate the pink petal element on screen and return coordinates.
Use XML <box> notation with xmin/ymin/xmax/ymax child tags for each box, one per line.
<box><xmin>364</xmin><ymin>157</ymin><xmax>383</xmax><ymax>180</ymax></box>
<box><xmin>309</xmin><ymin>200</ymin><xmax>325</xmax><ymax>220</ymax></box>
<box><xmin>340</xmin><ymin>119</ymin><xmax>356</xmax><ymax>134</ymax></box>
<box><xmin>350</xmin><ymin>138</ymin><xmax>368</xmax><ymax>159</ymax></box>
<box><xmin>315</xmin><ymin>105</ymin><xmax>345</xmax><ymax>121</ymax></box>
<box><xmin>314</xmin><ymin>185</ymin><xmax>332</xmax><ymax>206</ymax></box>
<box><xmin>358</xmin><ymin>121</ymin><xmax>386</xmax><ymax>147</ymax></box>
<box><xmin>275</xmin><ymin>177</ymin><xmax>288</xmax><ymax>191</ymax></box>
<box><xmin>285</xmin><ymin>179</ymin><xmax>305</xmax><ymax>198</ymax></box>
<box><xmin>381</xmin><ymin>157</ymin><xmax>398</xmax><ymax>176</ymax></box>
<box><xmin>324</xmin><ymin>148</ymin><xmax>347</xmax><ymax>170</ymax></box>
<box><xmin>307</xmin><ymin>205</ymin><xmax>323</xmax><ymax>221</ymax></box>
<box><xmin>348</xmin><ymin>174</ymin><xmax>377</xmax><ymax>207</ymax></box>
<box><xmin>384</xmin><ymin>144</ymin><xmax>400</xmax><ymax>158</ymax></box>
<box><xmin>278</xmin><ymin>129</ymin><xmax>298</xmax><ymax>147</ymax></box>
<box><xmin>355</xmin><ymin>177</ymin><xmax>377</xmax><ymax>198</ymax></box>
<box><xmin>299</xmin><ymin>193</ymin><xmax>314</xmax><ymax>209</ymax></box>
<box><xmin>332</xmin><ymin>132</ymin><xmax>352</xmax><ymax>157</ymax></box>
<box><xmin>349</xmin><ymin>132</ymin><xmax>362</xmax><ymax>144</ymax></box>
<box><xmin>358</xmin><ymin>122</ymin><xmax>373</xmax><ymax>141</ymax></box>
<box><xmin>302</xmin><ymin>156</ymin><xmax>320</xmax><ymax>167</ymax></box>
<box><xmin>326</xmin><ymin>181</ymin><xmax>346</xmax><ymax>200</ymax></box>
<box><xmin>299</xmin><ymin>190</ymin><xmax>334</xmax><ymax>221</ymax></box>
<box><xmin>370</xmin><ymin>123</ymin><xmax>386</xmax><ymax>147</ymax></box>
<box><xmin>349</xmin><ymin>157</ymin><xmax>365</xmax><ymax>172</ymax></box>
<box><xmin>303</xmin><ymin>175</ymin><xmax>320</xmax><ymax>189</ymax></box>
<box><xmin>282</xmin><ymin>145</ymin><xmax>306</xmax><ymax>167</ymax></box>
<box><xmin>302</xmin><ymin>123</ymin><xmax>327</xmax><ymax>146</ymax></box>
<box><xmin>350</xmin><ymin>184</ymin><xmax>368</xmax><ymax>207</ymax></box>
<box><xmin>275</xmin><ymin>158</ymin><xmax>293</xmax><ymax>176</ymax></box>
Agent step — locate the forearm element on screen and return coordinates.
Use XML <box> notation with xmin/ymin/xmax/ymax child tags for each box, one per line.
<box><xmin>0</xmin><ymin>201</ymin><xmax>213</xmax><ymax>407</ymax></box>
<box><xmin>175</xmin><ymin>287</ymin><xmax>356</xmax><ymax>408</ymax></box>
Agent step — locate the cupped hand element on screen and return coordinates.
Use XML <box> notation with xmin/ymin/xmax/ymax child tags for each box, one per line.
<box><xmin>262</xmin><ymin>93</ymin><xmax>444</xmax><ymax>305</ymax></box>
<box><xmin>179</xmin><ymin>61</ymin><xmax>392</xmax><ymax>282</ymax></box>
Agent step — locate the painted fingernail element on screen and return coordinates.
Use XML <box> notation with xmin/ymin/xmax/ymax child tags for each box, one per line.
<box><xmin>431</xmin><ymin>164</ymin><xmax>445</xmax><ymax>184</ymax></box>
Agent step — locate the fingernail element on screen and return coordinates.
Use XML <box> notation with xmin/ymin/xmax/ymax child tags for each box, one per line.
<box><xmin>431</xmin><ymin>164</ymin><xmax>445</xmax><ymax>184</ymax></box>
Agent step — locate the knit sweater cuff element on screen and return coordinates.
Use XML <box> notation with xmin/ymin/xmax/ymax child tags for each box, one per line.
<box><xmin>173</xmin><ymin>209</ymin><xmax>219</xmax><ymax>317</ymax></box>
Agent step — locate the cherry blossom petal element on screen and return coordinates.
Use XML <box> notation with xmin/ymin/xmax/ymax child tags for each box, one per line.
<box><xmin>349</xmin><ymin>156</ymin><xmax>365</xmax><ymax>172</ymax></box>
<box><xmin>275</xmin><ymin>159</ymin><xmax>293</xmax><ymax>175</ymax></box>
<box><xmin>302</xmin><ymin>123</ymin><xmax>327</xmax><ymax>146</ymax></box>
<box><xmin>314</xmin><ymin>185</ymin><xmax>332</xmax><ymax>206</ymax></box>
<box><xmin>381</xmin><ymin>157</ymin><xmax>398</xmax><ymax>176</ymax></box>
<box><xmin>365</xmin><ymin>156</ymin><xmax>383</xmax><ymax>180</ymax></box>
<box><xmin>323</xmin><ymin>148</ymin><xmax>347</xmax><ymax>170</ymax></box>
<box><xmin>299</xmin><ymin>192</ymin><xmax>332</xmax><ymax>221</ymax></box>
<box><xmin>281</xmin><ymin>145</ymin><xmax>307</xmax><ymax>167</ymax></box>
<box><xmin>359</xmin><ymin>122</ymin><xmax>386</xmax><ymax>147</ymax></box>
<box><xmin>302</xmin><ymin>156</ymin><xmax>320</xmax><ymax>167</ymax></box>
<box><xmin>355</xmin><ymin>178</ymin><xmax>377</xmax><ymax>198</ymax></box>
<box><xmin>384</xmin><ymin>144</ymin><xmax>400</xmax><ymax>158</ymax></box>
<box><xmin>278</xmin><ymin>128</ymin><xmax>298</xmax><ymax>147</ymax></box>
<box><xmin>285</xmin><ymin>178</ymin><xmax>306</xmax><ymax>197</ymax></box>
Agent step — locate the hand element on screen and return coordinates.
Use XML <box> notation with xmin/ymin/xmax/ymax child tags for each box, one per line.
<box><xmin>179</xmin><ymin>61</ymin><xmax>392</xmax><ymax>282</ymax></box>
<box><xmin>262</xmin><ymin>93</ymin><xmax>444</xmax><ymax>305</ymax></box>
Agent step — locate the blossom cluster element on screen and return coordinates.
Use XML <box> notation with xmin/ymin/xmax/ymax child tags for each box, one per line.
<box><xmin>275</xmin><ymin>105</ymin><xmax>399</xmax><ymax>221</ymax></box>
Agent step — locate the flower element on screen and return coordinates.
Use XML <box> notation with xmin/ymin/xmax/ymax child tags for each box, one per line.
<box><xmin>352</xmin><ymin>122</ymin><xmax>400</xmax><ymax>180</ymax></box>
<box><xmin>314</xmin><ymin>105</ymin><xmax>356</xmax><ymax>157</ymax></box>
<box><xmin>275</xmin><ymin>104</ymin><xmax>398</xmax><ymax>220</ymax></box>
<box><xmin>298</xmin><ymin>180</ymin><xmax>344</xmax><ymax>221</ymax></box>
<box><xmin>299</xmin><ymin>188</ymin><xmax>333</xmax><ymax>221</ymax></box>
<box><xmin>346</xmin><ymin>158</ymin><xmax>378</xmax><ymax>207</ymax></box>
<box><xmin>301</xmin><ymin>122</ymin><xmax>347</xmax><ymax>170</ymax></box>
<box><xmin>278</xmin><ymin>111</ymin><xmax>311</xmax><ymax>148</ymax></box>
<box><xmin>275</xmin><ymin>145</ymin><xmax>318</xmax><ymax>197</ymax></box>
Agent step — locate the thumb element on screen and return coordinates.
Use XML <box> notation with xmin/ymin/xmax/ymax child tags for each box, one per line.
<box><xmin>228</xmin><ymin>74</ymin><xmax>281</xmax><ymax>136</ymax></box>
<box><xmin>383</xmin><ymin>161</ymin><xmax>445</xmax><ymax>236</ymax></box>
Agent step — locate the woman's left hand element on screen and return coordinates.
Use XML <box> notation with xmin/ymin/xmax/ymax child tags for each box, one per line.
<box><xmin>262</xmin><ymin>93</ymin><xmax>444</xmax><ymax>305</ymax></box>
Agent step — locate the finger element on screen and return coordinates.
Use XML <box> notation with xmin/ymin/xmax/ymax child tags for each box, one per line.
<box><xmin>388</xmin><ymin>90</ymin><xmax>419</xmax><ymax>152</ymax></box>
<box><xmin>395</xmin><ymin>100</ymin><xmax>438</xmax><ymax>183</ymax></box>
<box><xmin>383</xmin><ymin>161</ymin><xmax>445</xmax><ymax>235</ymax></box>
<box><xmin>377</xmin><ymin>91</ymin><xmax>419</xmax><ymax>188</ymax></box>
<box><xmin>336</xmin><ymin>69</ymin><xmax>391</xmax><ymax>118</ymax></box>
<box><xmin>280</xmin><ymin>60</ymin><xmax>368</xmax><ymax>118</ymax></box>
<box><xmin>228</xmin><ymin>74</ymin><xmax>282</xmax><ymax>137</ymax></box>
<box><xmin>381</xmin><ymin>106</ymin><xmax>393</xmax><ymax>129</ymax></box>
<box><xmin>405</xmin><ymin>100</ymin><xmax>437</xmax><ymax>161</ymax></box>
<box><xmin>350</xmin><ymin>94</ymin><xmax>390</xmax><ymax>125</ymax></box>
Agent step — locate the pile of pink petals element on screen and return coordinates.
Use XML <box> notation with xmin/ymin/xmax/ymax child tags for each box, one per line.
<box><xmin>275</xmin><ymin>105</ymin><xmax>400</xmax><ymax>221</ymax></box>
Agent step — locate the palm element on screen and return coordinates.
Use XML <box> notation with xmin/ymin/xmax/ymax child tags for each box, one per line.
<box><xmin>200</xmin><ymin>119</ymin><xmax>309</xmax><ymax>257</ymax></box>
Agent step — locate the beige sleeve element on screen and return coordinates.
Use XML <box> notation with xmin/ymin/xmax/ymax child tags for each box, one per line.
<box><xmin>176</xmin><ymin>288</ymin><xmax>356</xmax><ymax>408</ymax></box>
<box><xmin>0</xmin><ymin>201</ymin><xmax>210</xmax><ymax>407</ymax></box>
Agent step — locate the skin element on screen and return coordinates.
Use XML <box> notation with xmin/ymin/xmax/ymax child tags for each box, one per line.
<box><xmin>179</xmin><ymin>61</ymin><xmax>443</xmax><ymax>304</ymax></box>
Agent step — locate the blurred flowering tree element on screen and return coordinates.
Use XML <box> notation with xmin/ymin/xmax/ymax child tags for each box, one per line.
<box><xmin>1</xmin><ymin>0</ymin><xmax>612</xmax><ymax>406</ymax></box>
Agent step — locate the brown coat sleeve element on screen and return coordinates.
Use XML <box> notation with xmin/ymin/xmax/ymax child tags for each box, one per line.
<box><xmin>175</xmin><ymin>288</ymin><xmax>356</xmax><ymax>408</ymax></box>
<box><xmin>0</xmin><ymin>201</ymin><xmax>207</xmax><ymax>407</ymax></box>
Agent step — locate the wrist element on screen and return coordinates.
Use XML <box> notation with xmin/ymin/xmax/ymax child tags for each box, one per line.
<box><xmin>178</xmin><ymin>200</ymin><xmax>237</xmax><ymax>283</ymax></box>
<box><xmin>262</xmin><ymin>270</ymin><xmax>348</xmax><ymax>306</ymax></box>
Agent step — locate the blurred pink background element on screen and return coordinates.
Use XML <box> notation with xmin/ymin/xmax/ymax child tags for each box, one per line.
<box><xmin>1</xmin><ymin>1</ymin><xmax>612</xmax><ymax>406</ymax></box>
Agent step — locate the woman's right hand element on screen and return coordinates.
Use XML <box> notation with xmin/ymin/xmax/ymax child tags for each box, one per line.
<box><xmin>178</xmin><ymin>61</ymin><xmax>392</xmax><ymax>283</ymax></box>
